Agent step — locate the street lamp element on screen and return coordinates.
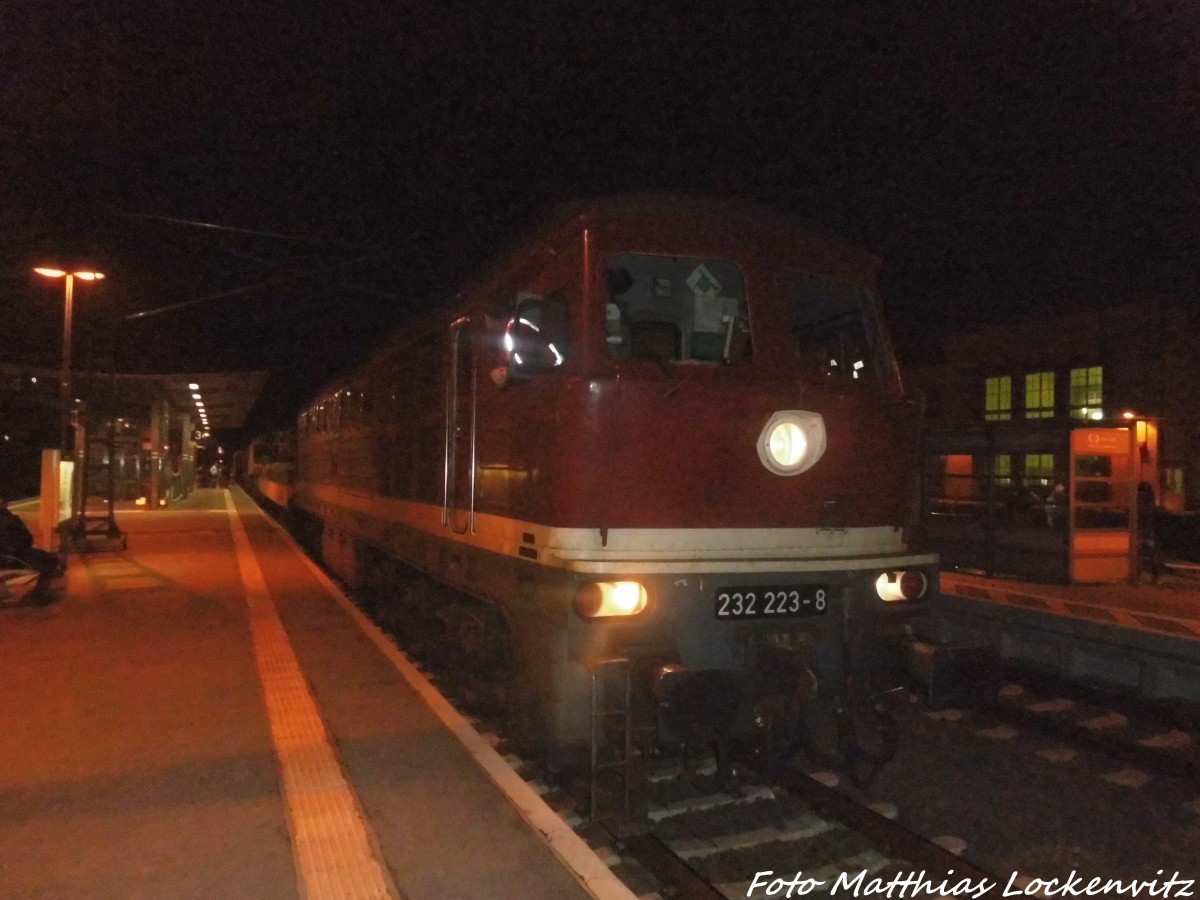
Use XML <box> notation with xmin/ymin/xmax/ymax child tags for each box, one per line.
<box><xmin>35</xmin><ymin>267</ymin><xmax>105</xmax><ymax>536</ymax></box>
<box><xmin>33</xmin><ymin>268</ymin><xmax>105</xmax><ymax>459</ymax></box>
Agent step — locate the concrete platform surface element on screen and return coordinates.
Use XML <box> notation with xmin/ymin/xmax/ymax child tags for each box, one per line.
<box><xmin>0</xmin><ymin>489</ymin><xmax>632</xmax><ymax>900</ymax></box>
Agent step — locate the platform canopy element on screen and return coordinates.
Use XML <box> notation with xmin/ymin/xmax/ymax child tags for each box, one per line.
<box><xmin>159</xmin><ymin>371</ymin><xmax>270</xmax><ymax>432</ymax></box>
<box><xmin>0</xmin><ymin>364</ymin><xmax>269</xmax><ymax>432</ymax></box>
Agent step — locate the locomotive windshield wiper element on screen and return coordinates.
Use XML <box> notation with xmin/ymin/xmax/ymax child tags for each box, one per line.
<box><xmin>722</xmin><ymin>314</ymin><xmax>737</xmax><ymax>363</ymax></box>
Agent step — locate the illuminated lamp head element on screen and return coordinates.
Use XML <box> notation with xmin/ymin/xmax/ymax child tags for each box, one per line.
<box><xmin>574</xmin><ymin>581</ymin><xmax>648</xmax><ymax>620</ymax></box>
<box><xmin>756</xmin><ymin>410</ymin><xmax>827</xmax><ymax>476</ymax></box>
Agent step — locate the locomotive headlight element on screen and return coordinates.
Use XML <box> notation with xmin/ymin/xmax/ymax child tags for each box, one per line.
<box><xmin>574</xmin><ymin>581</ymin><xmax>648</xmax><ymax>619</ymax></box>
<box><xmin>874</xmin><ymin>570</ymin><xmax>930</xmax><ymax>602</ymax></box>
<box><xmin>757</xmin><ymin>410</ymin><xmax>827</xmax><ymax>476</ymax></box>
<box><xmin>770</xmin><ymin>422</ymin><xmax>807</xmax><ymax>466</ymax></box>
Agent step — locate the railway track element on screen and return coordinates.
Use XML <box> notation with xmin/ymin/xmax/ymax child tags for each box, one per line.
<box><xmin>979</xmin><ymin>668</ymin><xmax>1200</xmax><ymax>783</ymax></box>
<box><xmin>626</xmin><ymin>761</ymin><xmax>994</xmax><ymax>899</ymax></box>
<box><xmin>369</xmin><ymin>613</ymin><xmax>1000</xmax><ymax>898</ymax></box>
<box><xmin>485</xmin><ymin>729</ymin><xmax>998</xmax><ymax>900</ymax></box>
<box><xmin>807</xmin><ymin>683</ymin><xmax>1200</xmax><ymax>888</ymax></box>
<box><xmin>487</xmin><ymin>668</ymin><xmax>1199</xmax><ymax>899</ymax></box>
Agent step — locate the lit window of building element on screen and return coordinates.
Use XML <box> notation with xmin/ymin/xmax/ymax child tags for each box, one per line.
<box><xmin>1069</xmin><ymin>366</ymin><xmax>1103</xmax><ymax>420</ymax></box>
<box><xmin>993</xmin><ymin>454</ymin><xmax>1012</xmax><ymax>486</ymax></box>
<box><xmin>985</xmin><ymin>376</ymin><xmax>1012</xmax><ymax>421</ymax></box>
<box><xmin>1024</xmin><ymin>453</ymin><xmax>1055</xmax><ymax>484</ymax></box>
<box><xmin>1024</xmin><ymin>371</ymin><xmax>1055</xmax><ymax>419</ymax></box>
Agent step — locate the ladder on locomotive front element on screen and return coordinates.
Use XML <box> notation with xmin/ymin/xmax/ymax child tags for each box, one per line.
<box><xmin>589</xmin><ymin>657</ymin><xmax>634</xmax><ymax>822</ymax></box>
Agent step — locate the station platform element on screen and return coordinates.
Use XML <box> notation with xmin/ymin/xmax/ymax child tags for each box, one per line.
<box><xmin>0</xmin><ymin>489</ymin><xmax>636</xmax><ymax>900</ymax></box>
<box><xmin>940</xmin><ymin>568</ymin><xmax>1200</xmax><ymax>642</ymax></box>
<box><xmin>935</xmin><ymin>566</ymin><xmax>1200</xmax><ymax>701</ymax></box>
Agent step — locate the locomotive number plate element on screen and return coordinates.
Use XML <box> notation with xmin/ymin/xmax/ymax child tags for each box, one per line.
<box><xmin>714</xmin><ymin>586</ymin><xmax>828</xmax><ymax>619</ymax></box>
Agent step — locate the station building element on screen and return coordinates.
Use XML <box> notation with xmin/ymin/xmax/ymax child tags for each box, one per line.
<box><xmin>906</xmin><ymin>297</ymin><xmax>1199</xmax><ymax>583</ymax></box>
<box><xmin>909</xmin><ymin>296</ymin><xmax>1199</xmax><ymax>510</ymax></box>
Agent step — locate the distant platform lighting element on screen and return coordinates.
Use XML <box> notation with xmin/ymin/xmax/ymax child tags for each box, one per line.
<box><xmin>188</xmin><ymin>383</ymin><xmax>199</xmax><ymax>390</ymax></box>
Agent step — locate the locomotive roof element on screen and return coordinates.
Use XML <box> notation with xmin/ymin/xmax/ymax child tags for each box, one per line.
<box><xmin>541</xmin><ymin>193</ymin><xmax>879</xmax><ymax>267</ymax></box>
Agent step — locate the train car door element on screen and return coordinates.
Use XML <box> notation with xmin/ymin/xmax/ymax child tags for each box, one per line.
<box><xmin>444</xmin><ymin>316</ymin><xmax>476</xmax><ymax>534</ymax></box>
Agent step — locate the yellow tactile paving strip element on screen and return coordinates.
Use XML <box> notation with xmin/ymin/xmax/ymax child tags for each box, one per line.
<box><xmin>266</xmin><ymin>525</ymin><xmax>640</xmax><ymax>900</ymax></box>
<box><xmin>224</xmin><ymin>492</ymin><xmax>400</xmax><ymax>900</ymax></box>
<box><xmin>252</xmin><ymin>496</ymin><xmax>640</xmax><ymax>900</ymax></box>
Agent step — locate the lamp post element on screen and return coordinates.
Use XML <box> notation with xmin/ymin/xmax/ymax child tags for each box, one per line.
<box><xmin>34</xmin><ymin>268</ymin><xmax>104</xmax><ymax>534</ymax></box>
<box><xmin>33</xmin><ymin>268</ymin><xmax>104</xmax><ymax>460</ymax></box>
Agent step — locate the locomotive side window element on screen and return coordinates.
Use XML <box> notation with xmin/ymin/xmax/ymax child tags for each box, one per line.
<box><xmin>786</xmin><ymin>271</ymin><xmax>886</xmax><ymax>385</ymax></box>
<box><xmin>605</xmin><ymin>253</ymin><xmax>750</xmax><ymax>363</ymax></box>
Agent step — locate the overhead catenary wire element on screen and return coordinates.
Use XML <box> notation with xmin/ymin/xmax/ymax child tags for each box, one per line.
<box><xmin>119</xmin><ymin>211</ymin><xmax>397</xmax><ymax>320</ymax></box>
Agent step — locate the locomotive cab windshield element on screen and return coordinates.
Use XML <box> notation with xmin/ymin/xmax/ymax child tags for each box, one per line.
<box><xmin>606</xmin><ymin>252</ymin><xmax>751</xmax><ymax>364</ymax></box>
<box><xmin>787</xmin><ymin>270</ymin><xmax>890</xmax><ymax>388</ymax></box>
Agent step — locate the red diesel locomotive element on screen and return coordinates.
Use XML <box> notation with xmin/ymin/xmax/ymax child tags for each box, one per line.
<box><xmin>292</xmin><ymin>195</ymin><xmax>936</xmax><ymax>773</ymax></box>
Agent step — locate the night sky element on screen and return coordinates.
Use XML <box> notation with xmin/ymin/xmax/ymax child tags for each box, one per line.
<box><xmin>3</xmin><ymin>1</ymin><xmax>1197</xmax><ymax>429</ymax></box>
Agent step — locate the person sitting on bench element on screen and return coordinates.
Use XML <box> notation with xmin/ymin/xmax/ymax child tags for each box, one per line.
<box><xmin>0</xmin><ymin>495</ymin><xmax>63</xmax><ymax>604</ymax></box>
